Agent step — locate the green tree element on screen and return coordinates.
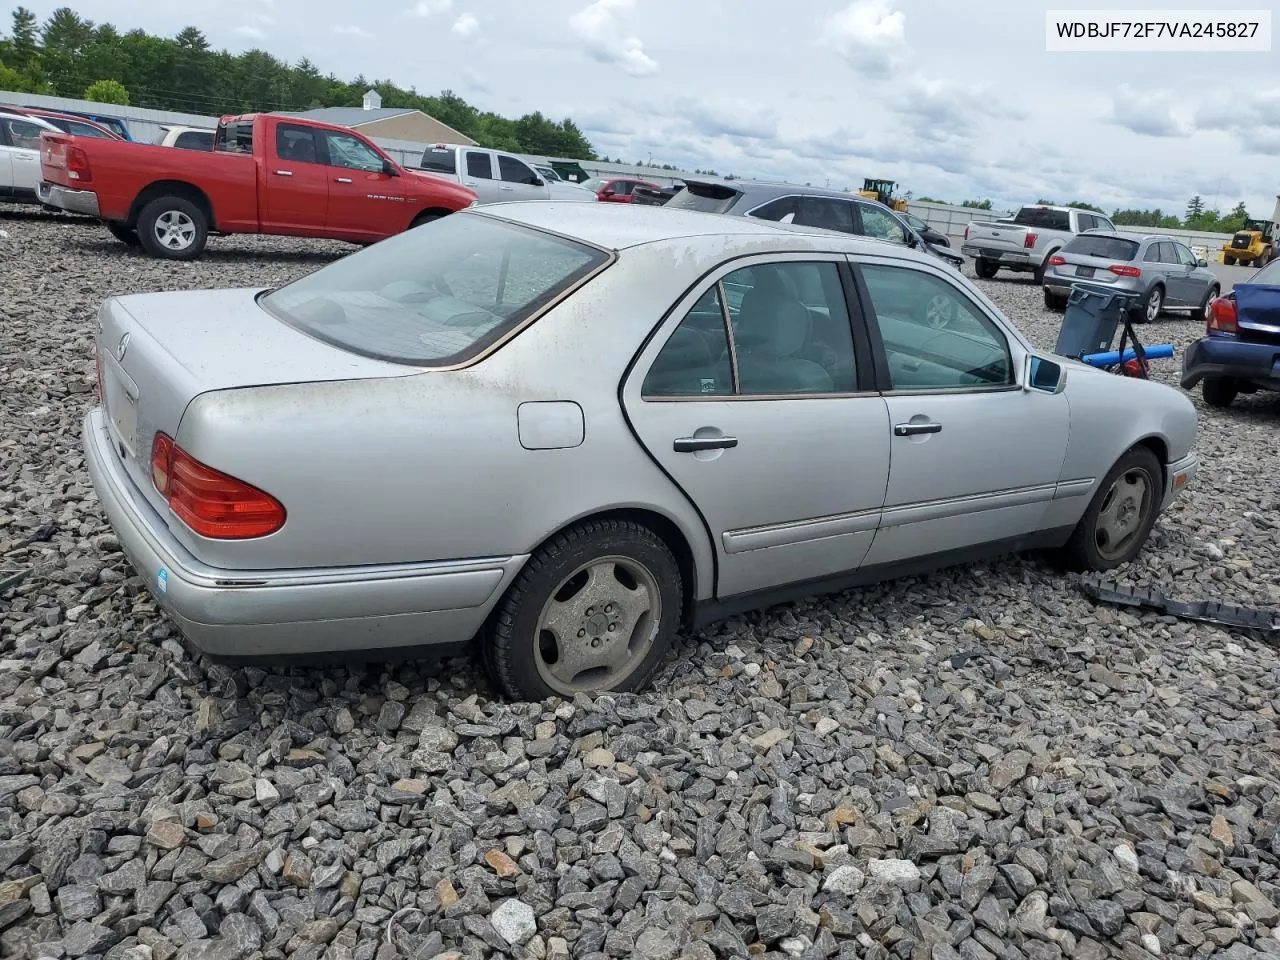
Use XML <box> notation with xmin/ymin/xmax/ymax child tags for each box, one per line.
<box><xmin>1185</xmin><ymin>195</ymin><xmax>1204</xmax><ymax>221</ymax></box>
<box><xmin>1224</xmin><ymin>201</ymin><xmax>1249</xmax><ymax>232</ymax></box>
<box><xmin>1066</xmin><ymin>200</ymin><xmax>1104</xmax><ymax>213</ymax></box>
<box><xmin>9</xmin><ymin>6</ymin><xmax>39</xmax><ymax>70</ymax></box>
<box><xmin>83</xmin><ymin>77</ymin><xmax>127</xmax><ymax>104</ymax></box>
<box><xmin>41</xmin><ymin>6</ymin><xmax>94</xmax><ymax>51</ymax></box>
<box><xmin>962</xmin><ymin>198</ymin><xmax>993</xmax><ymax>210</ymax></box>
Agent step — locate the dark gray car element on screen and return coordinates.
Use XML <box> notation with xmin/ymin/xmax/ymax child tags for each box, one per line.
<box><xmin>664</xmin><ymin>178</ymin><xmax>963</xmax><ymax>271</ymax></box>
<box><xmin>1042</xmin><ymin>230</ymin><xmax>1220</xmax><ymax>322</ymax></box>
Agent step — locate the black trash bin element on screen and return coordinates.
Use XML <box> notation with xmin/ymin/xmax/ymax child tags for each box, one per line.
<box><xmin>1054</xmin><ymin>283</ymin><xmax>1142</xmax><ymax>358</ymax></box>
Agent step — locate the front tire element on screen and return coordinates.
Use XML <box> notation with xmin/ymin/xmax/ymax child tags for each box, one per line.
<box><xmin>1060</xmin><ymin>446</ymin><xmax>1163</xmax><ymax>571</ymax></box>
<box><xmin>1224</xmin><ymin>255</ymin><xmax>1237</xmax><ymax>266</ymax></box>
<box><xmin>484</xmin><ymin>519</ymin><xmax>683</xmax><ymax>701</ymax></box>
<box><xmin>136</xmin><ymin>196</ymin><xmax>208</xmax><ymax>261</ymax></box>
<box><xmin>1202</xmin><ymin>377</ymin><xmax>1238</xmax><ymax>408</ymax></box>
<box><xmin>974</xmin><ymin>258</ymin><xmax>999</xmax><ymax>279</ymax></box>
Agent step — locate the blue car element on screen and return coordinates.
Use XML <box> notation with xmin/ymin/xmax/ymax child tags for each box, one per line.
<box><xmin>1181</xmin><ymin>257</ymin><xmax>1280</xmax><ymax>407</ymax></box>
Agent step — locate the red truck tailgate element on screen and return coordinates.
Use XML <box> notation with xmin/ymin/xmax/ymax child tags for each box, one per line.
<box><xmin>40</xmin><ymin>133</ymin><xmax>81</xmax><ymax>189</ymax></box>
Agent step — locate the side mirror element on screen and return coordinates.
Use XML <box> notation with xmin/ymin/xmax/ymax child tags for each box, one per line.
<box><xmin>906</xmin><ymin>232</ymin><xmax>919</xmax><ymax>248</ymax></box>
<box><xmin>1026</xmin><ymin>355</ymin><xmax>1066</xmax><ymax>394</ymax></box>
<box><xmin>1197</xmin><ymin>258</ymin><xmax>1208</xmax><ymax>267</ymax></box>
<box><xmin>532</xmin><ymin>177</ymin><xmax>544</xmax><ymax>187</ymax></box>
<box><xmin>382</xmin><ymin>159</ymin><xmax>399</xmax><ymax>177</ymax></box>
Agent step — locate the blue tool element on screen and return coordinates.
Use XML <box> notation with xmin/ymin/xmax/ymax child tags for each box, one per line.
<box><xmin>1080</xmin><ymin>344</ymin><xmax>1175</xmax><ymax>367</ymax></box>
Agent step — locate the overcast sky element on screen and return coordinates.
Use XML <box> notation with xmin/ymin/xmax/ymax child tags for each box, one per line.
<box><xmin>20</xmin><ymin>0</ymin><xmax>1280</xmax><ymax>218</ymax></box>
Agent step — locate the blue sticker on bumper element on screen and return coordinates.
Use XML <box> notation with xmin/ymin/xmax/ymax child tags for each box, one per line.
<box><xmin>157</xmin><ymin>568</ymin><xmax>168</xmax><ymax>594</ymax></box>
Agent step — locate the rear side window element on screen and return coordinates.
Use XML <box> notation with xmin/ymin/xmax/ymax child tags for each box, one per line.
<box><xmin>1064</xmin><ymin>235</ymin><xmax>1139</xmax><ymax>260</ymax></box>
<box><xmin>1013</xmin><ymin>207</ymin><xmax>1070</xmax><ymax>230</ymax></box>
<box><xmin>261</xmin><ymin>214</ymin><xmax>611</xmax><ymax>367</ymax></box>
<box><xmin>465</xmin><ymin>151</ymin><xmax>493</xmax><ymax>179</ymax></box>
<box><xmin>666</xmin><ymin>181</ymin><xmax>742</xmax><ymax>214</ymax></box>
<box><xmin>2</xmin><ymin>118</ymin><xmax>45</xmax><ymax>150</ymax></box>
<box><xmin>419</xmin><ymin>147</ymin><xmax>457</xmax><ymax>174</ymax></box>
<box><xmin>275</xmin><ymin>124</ymin><xmax>320</xmax><ymax>163</ymax></box>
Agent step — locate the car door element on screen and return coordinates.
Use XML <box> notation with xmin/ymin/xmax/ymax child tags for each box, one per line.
<box><xmin>0</xmin><ymin>122</ymin><xmax>14</xmax><ymax>198</ymax></box>
<box><xmin>1169</xmin><ymin>241</ymin><xmax>1205</xmax><ymax>305</ymax></box>
<box><xmin>852</xmin><ymin>256</ymin><xmax>1071</xmax><ymax>567</ymax></box>
<box><xmin>621</xmin><ymin>254</ymin><xmax>892</xmax><ymax>599</ymax></box>
<box><xmin>496</xmin><ymin>154</ymin><xmax>548</xmax><ymax>201</ymax></box>
<box><xmin>462</xmin><ymin>150</ymin><xmax>504</xmax><ymax>204</ymax></box>
<box><xmin>2</xmin><ymin>118</ymin><xmax>44</xmax><ymax>196</ymax></box>
<box><xmin>1152</xmin><ymin>241</ymin><xmax>1192</xmax><ymax>305</ymax></box>
<box><xmin>321</xmin><ymin>128</ymin><xmax>406</xmax><ymax>238</ymax></box>
<box><xmin>259</xmin><ymin>122</ymin><xmax>331</xmax><ymax>235</ymax></box>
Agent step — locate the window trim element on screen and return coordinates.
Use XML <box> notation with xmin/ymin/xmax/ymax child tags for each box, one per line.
<box><xmin>635</xmin><ymin>252</ymin><xmax>881</xmax><ymax>403</ymax></box>
<box><xmin>849</xmin><ymin>255</ymin><xmax>1025</xmax><ymax>397</ymax></box>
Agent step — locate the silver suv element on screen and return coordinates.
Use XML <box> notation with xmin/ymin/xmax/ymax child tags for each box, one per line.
<box><xmin>1042</xmin><ymin>230</ymin><xmax>1219</xmax><ymax>322</ymax></box>
<box><xmin>664</xmin><ymin>178</ymin><xmax>962</xmax><ymax>270</ymax></box>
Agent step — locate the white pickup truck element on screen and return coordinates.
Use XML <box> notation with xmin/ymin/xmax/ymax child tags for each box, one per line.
<box><xmin>413</xmin><ymin>143</ymin><xmax>594</xmax><ymax>204</ymax></box>
<box><xmin>962</xmin><ymin>204</ymin><xmax>1117</xmax><ymax>282</ymax></box>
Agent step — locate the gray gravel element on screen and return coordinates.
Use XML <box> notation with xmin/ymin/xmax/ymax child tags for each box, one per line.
<box><xmin>2</xmin><ymin>208</ymin><xmax>1280</xmax><ymax>960</ymax></box>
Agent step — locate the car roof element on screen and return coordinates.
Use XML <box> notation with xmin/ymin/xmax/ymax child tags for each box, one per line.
<box><xmin>471</xmin><ymin>200</ymin><xmax>945</xmax><ymax>263</ymax></box>
<box><xmin>0</xmin><ymin>110</ymin><xmax>57</xmax><ymax>129</ymax></box>
<box><xmin>1075</xmin><ymin>229</ymin><xmax>1175</xmax><ymax>244</ymax></box>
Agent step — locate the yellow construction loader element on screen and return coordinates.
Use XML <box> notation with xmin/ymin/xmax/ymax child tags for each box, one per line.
<box><xmin>1222</xmin><ymin>195</ymin><xmax>1280</xmax><ymax>267</ymax></box>
<box><xmin>857</xmin><ymin>178</ymin><xmax>909</xmax><ymax>212</ymax></box>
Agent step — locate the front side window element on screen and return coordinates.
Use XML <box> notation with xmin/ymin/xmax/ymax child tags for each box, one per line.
<box><xmin>1173</xmin><ymin>243</ymin><xmax>1197</xmax><ymax>266</ymax></box>
<box><xmin>856</xmin><ymin>205</ymin><xmax>908</xmax><ymax>245</ymax></box>
<box><xmin>325</xmin><ymin>132</ymin><xmax>386</xmax><ymax>172</ymax></box>
<box><xmin>642</xmin><ymin>261</ymin><xmax>858</xmax><ymax>398</ymax></box>
<box><xmin>261</xmin><ymin>215</ymin><xmax>610</xmax><ymax>367</ymax></box>
<box><xmin>498</xmin><ymin>155</ymin><xmax>539</xmax><ymax>185</ymax></box>
<box><xmin>859</xmin><ymin>263</ymin><xmax>1013</xmax><ymax>391</ymax></box>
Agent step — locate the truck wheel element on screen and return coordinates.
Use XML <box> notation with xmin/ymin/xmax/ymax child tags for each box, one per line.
<box><xmin>974</xmin><ymin>258</ymin><xmax>999</xmax><ymax>279</ymax></box>
<box><xmin>1202</xmin><ymin>377</ymin><xmax>1238</xmax><ymax>408</ymax></box>
<box><xmin>1223</xmin><ymin>255</ymin><xmax>1236</xmax><ymax>266</ymax></box>
<box><xmin>107</xmin><ymin>223</ymin><xmax>141</xmax><ymax>248</ymax></box>
<box><xmin>1043</xmin><ymin>288</ymin><xmax>1068</xmax><ymax>311</ymax></box>
<box><xmin>137</xmin><ymin>196</ymin><xmax>209</xmax><ymax>261</ymax></box>
<box><xmin>1033</xmin><ymin>258</ymin><xmax>1051</xmax><ymax>285</ymax></box>
<box><xmin>410</xmin><ymin>210</ymin><xmax>448</xmax><ymax>230</ymax></box>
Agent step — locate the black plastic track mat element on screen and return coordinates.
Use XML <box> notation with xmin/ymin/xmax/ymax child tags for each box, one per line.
<box><xmin>1078</xmin><ymin>577</ymin><xmax>1280</xmax><ymax>635</ymax></box>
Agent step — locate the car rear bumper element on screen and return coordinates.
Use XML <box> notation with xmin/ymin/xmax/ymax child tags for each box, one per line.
<box><xmin>1043</xmin><ymin>272</ymin><xmax>1140</xmax><ymax>297</ymax></box>
<box><xmin>39</xmin><ymin>181</ymin><xmax>100</xmax><ymax>217</ymax></box>
<box><xmin>83</xmin><ymin>408</ymin><xmax>525</xmax><ymax>661</ymax></box>
<box><xmin>961</xmin><ymin>244</ymin><xmax>1033</xmax><ymax>266</ymax></box>
<box><xmin>1180</xmin><ymin>336</ymin><xmax>1280</xmax><ymax>391</ymax></box>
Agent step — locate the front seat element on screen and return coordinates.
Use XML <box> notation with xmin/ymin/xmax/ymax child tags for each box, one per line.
<box><xmin>733</xmin><ymin>272</ymin><xmax>834</xmax><ymax>394</ymax></box>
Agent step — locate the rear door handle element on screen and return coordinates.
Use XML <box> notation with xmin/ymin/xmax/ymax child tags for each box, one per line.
<box><xmin>335</xmin><ymin>177</ymin><xmax>353</xmax><ymax>183</ymax></box>
<box><xmin>500</xmin><ymin>185</ymin><xmax>514</xmax><ymax>191</ymax></box>
<box><xmin>894</xmin><ymin>421</ymin><xmax>942</xmax><ymax>437</ymax></box>
<box><xmin>674</xmin><ymin>436</ymin><xmax>738</xmax><ymax>453</ymax></box>
<box><xmin>273</xmin><ymin>169</ymin><xmax>293</xmax><ymax>176</ymax></box>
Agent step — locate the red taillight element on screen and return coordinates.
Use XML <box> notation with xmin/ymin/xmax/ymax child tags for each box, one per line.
<box><xmin>1048</xmin><ymin>254</ymin><xmax>1066</xmax><ymax>266</ymax></box>
<box><xmin>149</xmin><ymin>432</ymin><xmax>285</xmax><ymax>539</ymax></box>
<box><xmin>66</xmin><ymin>145</ymin><xmax>92</xmax><ymax>183</ymax></box>
<box><xmin>1024</xmin><ymin>232</ymin><xmax>1037</xmax><ymax>249</ymax></box>
<box><xmin>963</xmin><ymin>226</ymin><xmax>969</xmax><ymax>240</ymax></box>
<box><xmin>1108</xmin><ymin>264</ymin><xmax>1142</xmax><ymax>277</ymax></box>
<box><xmin>1207</xmin><ymin>297</ymin><xmax>1238</xmax><ymax>334</ymax></box>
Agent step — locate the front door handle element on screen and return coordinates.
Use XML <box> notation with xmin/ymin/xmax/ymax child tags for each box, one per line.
<box><xmin>273</xmin><ymin>169</ymin><xmax>293</xmax><ymax>176</ymax></box>
<box><xmin>894</xmin><ymin>421</ymin><xmax>942</xmax><ymax>437</ymax></box>
<box><xmin>335</xmin><ymin>177</ymin><xmax>353</xmax><ymax>183</ymax></box>
<box><xmin>674</xmin><ymin>436</ymin><xmax>738</xmax><ymax>453</ymax></box>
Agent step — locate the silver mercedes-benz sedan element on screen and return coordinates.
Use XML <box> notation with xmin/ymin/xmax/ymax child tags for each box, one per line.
<box><xmin>83</xmin><ymin>202</ymin><xmax>1199</xmax><ymax>701</ymax></box>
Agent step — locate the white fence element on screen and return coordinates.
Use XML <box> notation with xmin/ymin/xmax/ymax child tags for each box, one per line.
<box><xmin>0</xmin><ymin>89</ymin><xmax>1244</xmax><ymax>256</ymax></box>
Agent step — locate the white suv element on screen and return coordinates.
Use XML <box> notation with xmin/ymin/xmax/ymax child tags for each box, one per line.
<box><xmin>0</xmin><ymin>110</ymin><xmax>58</xmax><ymax>205</ymax></box>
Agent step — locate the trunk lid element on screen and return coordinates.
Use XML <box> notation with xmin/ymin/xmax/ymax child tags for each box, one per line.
<box><xmin>1235</xmin><ymin>283</ymin><xmax>1280</xmax><ymax>345</ymax></box>
<box><xmin>94</xmin><ymin>288</ymin><xmax>418</xmax><ymax>515</ymax></box>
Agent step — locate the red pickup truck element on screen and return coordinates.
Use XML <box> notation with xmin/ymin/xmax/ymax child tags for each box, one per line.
<box><xmin>38</xmin><ymin>112</ymin><xmax>479</xmax><ymax>260</ymax></box>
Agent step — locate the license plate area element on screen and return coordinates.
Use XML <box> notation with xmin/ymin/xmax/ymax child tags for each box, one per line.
<box><xmin>103</xmin><ymin>355</ymin><xmax>139</xmax><ymax>457</ymax></box>
<box><xmin>1076</xmin><ymin>266</ymin><xmax>1095</xmax><ymax>278</ymax></box>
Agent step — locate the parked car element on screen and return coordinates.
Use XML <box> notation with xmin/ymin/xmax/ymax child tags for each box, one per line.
<box><xmin>82</xmin><ymin>201</ymin><xmax>1198</xmax><ymax>700</ymax></box>
<box><xmin>1181</xmin><ymin>257</ymin><xmax>1280</xmax><ymax>408</ymax></box>
<box><xmin>44</xmin><ymin>107</ymin><xmax>132</xmax><ymax>140</ymax></box>
<box><xmin>0</xmin><ymin>104</ymin><xmax>121</xmax><ymax>139</ymax></box>
<box><xmin>0</xmin><ymin>109</ymin><xmax>58</xmax><ymax>205</ymax></box>
<box><xmin>631</xmin><ymin>182</ymin><xmax>685</xmax><ymax>206</ymax></box>
<box><xmin>1042</xmin><ymin>231</ymin><xmax>1220</xmax><ymax>321</ymax></box>
<box><xmin>153</xmin><ymin>125</ymin><xmax>215</xmax><ymax>151</ymax></box>
<box><xmin>664</xmin><ymin>177</ymin><xmax>965</xmax><ymax>274</ymax></box>
<box><xmin>37</xmin><ymin>112</ymin><xmax>478</xmax><ymax>260</ymax></box>
<box><xmin>962</xmin><ymin>205</ymin><xmax>1117</xmax><ymax>282</ymax></box>
<box><xmin>581</xmin><ymin>176</ymin><xmax>663</xmax><ymax>203</ymax></box>
<box><xmin>415</xmin><ymin>144</ymin><xmax>593</xmax><ymax>203</ymax></box>
<box><xmin>902</xmin><ymin>211</ymin><xmax>950</xmax><ymax>247</ymax></box>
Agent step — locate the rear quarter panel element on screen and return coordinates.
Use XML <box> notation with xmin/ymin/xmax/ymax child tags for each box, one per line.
<box><xmin>167</xmin><ymin>238</ymin><xmax>794</xmax><ymax>595</ymax></box>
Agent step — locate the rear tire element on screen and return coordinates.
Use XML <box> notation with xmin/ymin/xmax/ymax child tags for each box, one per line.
<box><xmin>483</xmin><ymin>519</ymin><xmax>683</xmax><ymax>701</ymax></box>
<box><xmin>1043</xmin><ymin>288</ymin><xmax>1068</xmax><ymax>311</ymax></box>
<box><xmin>136</xmin><ymin>196</ymin><xmax>208</xmax><ymax>261</ymax></box>
<box><xmin>974</xmin><ymin>258</ymin><xmax>999</xmax><ymax>279</ymax></box>
<box><xmin>1202</xmin><ymin>377</ymin><xmax>1238</xmax><ymax>408</ymax></box>
<box><xmin>107</xmin><ymin>223</ymin><xmax>141</xmax><ymax>248</ymax></box>
<box><xmin>1060</xmin><ymin>446</ymin><xmax>1163</xmax><ymax>572</ymax></box>
<box><xmin>1132</xmin><ymin>284</ymin><xmax>1163</xmax><ymax>323</ymax></box>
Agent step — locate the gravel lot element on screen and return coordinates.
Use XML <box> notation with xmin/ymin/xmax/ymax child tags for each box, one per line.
<box><xmin>2</xmin><ymin>209</ymin><xmax>1280</xmax><ymax>960</ymax></box>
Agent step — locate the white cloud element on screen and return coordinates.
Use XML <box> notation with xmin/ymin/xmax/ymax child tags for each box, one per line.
<box><xmin>1110</xmin><ymin>84</ymin><xmax>1188</xmax><ymax>138</ymax></box>
<box><xmin>407</xmin><ymin>0</ymin><xmax>453</xmax><ymax>16</ymax></box>
<box><xmin>819</xmin><ymin>0</ymin><xmax>907</xmax><ymax>78</ymax></box>
<box><xmin>452</xmin><ymin>13</ymin><xmax>479</xmax><ymax>38</ymax></box>
<box><xmin>569</xmin><ymin>0</ymin><xmax>659</xmax><ymax>77</ymax></box>
<box><xmin>332</xmin><ymin>25</ymin><xmax>374</xmax><ymax>39</ymax></box>
<box><xmin>234</xmin><ymin>24</ymin><xmax>266</xmax><ymax>39</ymax></box>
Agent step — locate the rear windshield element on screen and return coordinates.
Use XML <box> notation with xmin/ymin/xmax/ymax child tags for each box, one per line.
<box><xmin>260</xmin><ymin>214</ymin><xmax>611</xmax><ymax>367</ymax></box>
<box><xmin>1254</xmin><ymin>259</ymin><xmax>1280</xmax><ymax>285</ymax></box>
<box><xmin>419</xmin><ymin>146</ymin><xmax>457</xmax><ymax>174</ymax></box>
<box><xmin>1013</xmin><ymin>207</ymin><xmax>1071</xmax><ymax>230</ymax></box>
<box><xmin>214</xmin><ymin>121</ymin><xmax>253</xmax><ymax>154</ymax></box>
<box><xmin>664</xmin><ymin>181</ymin><xmax>741</xmax><ymax>214</ymax></box>
<box><xmin>1063</xmin><ymin>235</ymin><xmax>1139</xmax><ymax>260</ymax></box>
